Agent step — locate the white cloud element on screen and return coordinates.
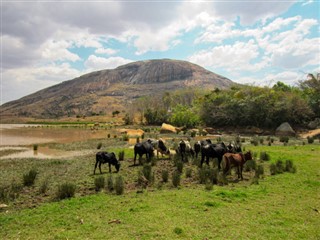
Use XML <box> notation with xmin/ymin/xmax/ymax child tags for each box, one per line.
<box><xmin>1</xmin><ymin>63</ymin><xmax>83</xmax><ymax>104</ymax></box>
<box><xmin>189</xmin><ymin>40</ymin><xmax>269</xmax><ymax>72</ymax></box>
<box><xmin>41</xmin><ymin>40</ymin><xmax>81</xmax><ymax>62</ymax></box>
<box><xmin>84</xmin><ymin>55</ymin><xmax>133</xmax><ymax>70</ymax></box>
<box><xmin>95</xmin><ymin>48</ymin><xmax>118</xmax><ymax>55</ymax></box>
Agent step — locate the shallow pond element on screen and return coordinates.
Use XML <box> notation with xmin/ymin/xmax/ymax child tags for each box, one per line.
<box><xmin>0</xmin><ymin>124</ymin><xmax>108</xmax><ymax>159</ymax></box>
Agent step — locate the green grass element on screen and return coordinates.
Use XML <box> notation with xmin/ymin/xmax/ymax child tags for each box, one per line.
<box><xmin>0</xmin><ymin>143</ymin><xmax>319</xmax><ymax>239</ymax></box>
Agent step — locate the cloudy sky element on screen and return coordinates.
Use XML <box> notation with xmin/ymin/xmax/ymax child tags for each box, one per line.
<box><xmin>1</xmin><ymin>0</ymin><xmax>319</xmax><ymax>104</ymax></box>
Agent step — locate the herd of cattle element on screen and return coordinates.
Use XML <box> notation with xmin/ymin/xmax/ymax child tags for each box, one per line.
<box><xmin>94</xmin><ymin>138</ymin><xmax>252</xmax><ymax>180</ymax></box>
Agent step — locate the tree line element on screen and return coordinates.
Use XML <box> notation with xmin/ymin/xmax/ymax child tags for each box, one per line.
<box><xmin>125</xmin><ymin>74</ymin><xmax>319</xmax><ymax>129</ymax></box>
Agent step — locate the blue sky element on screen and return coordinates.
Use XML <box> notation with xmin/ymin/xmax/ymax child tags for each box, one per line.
<box><xmin>1</xmin><ymin>0</ymin><xmax>319</xmax><ymax>104</ymax></box>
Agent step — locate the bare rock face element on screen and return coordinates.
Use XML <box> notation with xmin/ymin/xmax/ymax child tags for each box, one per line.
<box><xmin>0</xmin><ymin>59</ymin><xmax>234</xmax><ymax>119</ymax></box>
<box><xmin>275</xmin><ymin>122</ymin><xmax>296</xmax><ymax>136</ymax></box>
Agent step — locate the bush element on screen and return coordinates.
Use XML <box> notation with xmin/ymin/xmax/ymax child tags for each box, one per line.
<box><xmin>97</xmin><ymin>142</ymin><xmax>102</xmax><ymax>149</ymax></box>
<box><xmin>56</xmin><ymin>183</ymin><xmax>76</xmax><ymax>200</ymax></box>
<box><xmin>33</xmin><ymin>144</ymin><xmax>38</xmax><ymax>151</ymax></box>
<box><xmin>255</xmin><ymin>165</ymin><xmax>264</xmax><ymax>178</ymax></box>
<box><xmin>185</xmin><ymin>168</ymin><xmax>192</xmax><ymax>178</ymax></box>
<box><xmin>270</xmin><ymin>163</ymin><xmax>277</xmax><ymax>175</ymax></box>
<box><xmin>142</xmin><ymin>164</ymin><xmax>153</xmax><ymax>182</ymax></box>
<box><xmin>251</xmin><ymin>136</ymin><xmax>259</xmax><ymax>146</ymax></box>
<box><xmin>176</xmin><ymin>160</ymin><xmax>184</xmax><ymax>173</ymax></box>
<box><xmin>94</xmin><ymin>176</ymin><xmax>105</xmax><ymax>191</ymax></box>
<box><xmin>173</xmin><ymin>227</ymin><xmax>183</xmax><ymax>235</ymax></box>
<box><xmin>244</xmin><ymin>159</ymin><xmax>257</xmax><ymax>172</ymax></box>
<box><xmin>198</xmin><ymin>166</ymin><xmax>218</xmax><ymax>184</ymax></box>
<box><xmin>279</xmin><ymin>136</ymin><xmax>289</xmax><ymax>143</ymax></box>
<box><xmin>172</xmin><ymin>170</ymin><xmax>181</xmax><ymax>187</ymax></box>
<box><xmin>118</xmin><ymin>150</ymin><xmax>125</xmax><ymax>161</ymax></box>
<box><xmin>107</xmin><ymin>175</ymin><xmax>114</xmax><ymax>192</ymax></box>
<box><xmin>205</xmin><ymin>181</ymin><xmax>213</xmax><ymax>191</ymax></box>
<box><xmin>285</xmin><ymin>160</ymin><xmax>297</xmax><ymax>173</ymax></box>
<box><xmin>115</xmin><ymin>176</ymin><xmax>124</xmax><ymax>195</ymax></box>
<box><xmin>161</xmin><ymin>170</ymin><xmax>169</xmax><ymax>183</ymax></box>
<box><xmin>307</xmin><ymin>136</ymin><xmax>314</xmax><ymax>144</ymax></box>
<box><xmin>39</xmin><ymin>179</ymin><xmax>49</xmax><ymax>194</ymax></box>
<box><xmin>23</xmin><ymin>169</ymin><xmax>38</xmax><ymax>186</ymax></box>
<box><xmin>0</xmin><ymin>183</ymin><xmax>22</xmax><ymax>203</ymax></box>
<box><xmin>260</xmin><ymin>151</ymin><xmax>270</xmax><ymax>161</ymax></box>
<box><xmin>276</xmin><ymin>160</ymin><xmax>284</xmax><ymax>173</ymax></box>
<box><xmin>122</xmin><ymin>134</ymin><xmax>129</xmax><ymax>141</ymax></box>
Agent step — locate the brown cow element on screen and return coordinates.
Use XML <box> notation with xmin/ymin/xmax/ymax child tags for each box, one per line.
<box><xmin>222</xmin><ymin>151</ymin><xmax>252</xmax><ymax>180</ymax></box>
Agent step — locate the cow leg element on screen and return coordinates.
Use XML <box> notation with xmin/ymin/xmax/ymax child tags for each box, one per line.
<box><xmin>99</xmin><ymin>162</ymin><xmax>103</xmax><ymax>174</ymax></box>
<box><xmin>94</xmin><ymin>160</ymin><xmax>99</xmax><ymax>175</ymax></box>
<box><xmin>240</xmin><ymin>165</ymin><xmax>243</xmax><ymax>180</ymax></box>
<box><xmin>108</xmin><ymin>163</ymin><xmax>112</xmax><ymax>173</ymax></box>
<box><xmin>134</xmin><ymin>153</ymin><xmax>137</xmax><ymax>165</ymax></box>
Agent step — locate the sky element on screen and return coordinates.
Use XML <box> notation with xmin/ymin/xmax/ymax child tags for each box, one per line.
<box><xmin>1</xmin><ymin>0</ymin><xmax>319</xmax><ymax>104</ymax></box>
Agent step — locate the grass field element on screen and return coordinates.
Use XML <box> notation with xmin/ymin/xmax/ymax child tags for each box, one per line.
<box><xmin>0</xmin><ymin>137</ymin><xmax>319</xmax><ymax>239</ymax></box>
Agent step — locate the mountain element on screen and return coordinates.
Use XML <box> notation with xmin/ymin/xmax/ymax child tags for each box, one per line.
<box><xmin>0</xmin><ymin>59</ymin><xmax>234</xmax><ymax>119</ymax></box>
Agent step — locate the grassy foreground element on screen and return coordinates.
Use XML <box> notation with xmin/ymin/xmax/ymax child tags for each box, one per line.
<box><xmin>0</xmin><ymin>144</ymin><xmax>319</xmax><ymax>239</ymax></box>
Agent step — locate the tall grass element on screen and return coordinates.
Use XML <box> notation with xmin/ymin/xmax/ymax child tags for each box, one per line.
<box><xmin>23</xmin><ymin>169</ymin><xmax>38</xmax><ymax>187</ymax></box>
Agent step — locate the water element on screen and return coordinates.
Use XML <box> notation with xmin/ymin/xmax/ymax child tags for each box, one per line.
<box><xmin>0</xmin><ymin>124</ymin><xmax>107</xmax><ymax>159</ymax></box>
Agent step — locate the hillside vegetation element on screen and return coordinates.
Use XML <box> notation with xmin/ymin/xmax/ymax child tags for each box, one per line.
<box><xmin>128</xmin><ymin>77</ymin><xmax>320</xmax><ymax>129</ymax></box>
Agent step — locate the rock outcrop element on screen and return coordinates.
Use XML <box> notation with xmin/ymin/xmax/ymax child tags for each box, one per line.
<box><xmin>275</xmin><ymin>122</ymin><xmax>296</xmax><ymax>136</ymax></box>
<box><xmin>0</xmin><ymin>59</ymin><xmax>234</xmax><ymax>119</ymax></box>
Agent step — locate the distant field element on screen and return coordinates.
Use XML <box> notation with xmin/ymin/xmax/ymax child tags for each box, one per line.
<box><xmin>0</xmin><ymin>135</ymin><xmax>319</xmax><ymax>239</ymax></box>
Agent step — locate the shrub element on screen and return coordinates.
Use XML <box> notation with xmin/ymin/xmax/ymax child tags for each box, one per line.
<box><xmin>56</xmin><ymin>183</ymin><xmax>76</xmax><ymax>200</ymax></box>
<box><xmin>23</xmin><ymin>169</ymin><xmax>38</xmax><ymax>186</ymax></box>
<box><xmin>255</xmin><ymin>165</ymin><xmax>264</xmax><ymax>178</ymax></box>
<box><xmin>198</xmin><ymin>166</ymin><xmax>218</xmax><ymax>184</ymax></box>
<box><xmin>285</xmin><ymin>160</ymin><xmax>297</xmax><ymax>173</ymax></box>
<box><xmin>161</xmin><ymin>170</ymin><xmax>169</xmax><ymax>183</ymax></box>
<box><xmin>0</xmin><ymin>183</ymin><xmax>22</xmax><ymax>203</ymax></box>
<box><xmin>251</xmin><ymin>136</ymin><xmax>259</xmax><ymax>146</ymax></box>
<box><xmin>259</xmin><ymin>138</ymin><xmax>264</xmax><ymax>145</ymax></box>
<box><xmin>190</xmin><ymin>131</ymin><xmax>196</xmax><ymax>138</ymax></box>
<box><xmin>176</xmin><ymin>160</ymin><xmax>184</xmax><ymax>173</ymax></box>
<box><xmin>307</xmin><ymin>136</ymin><xmax>314</xmax><ymax>144</ymax></box>
<box><xmin>107</xmin><ymin>175</ymin><xmax>114</xmax><ymax>192</ymax></box>
<box><xmin>39</xmin><ymin>179</ymin><xmax>49</xmax><ymax>194</ymax></box>
<box><xmin>270</xmin><ymin>163</ymin><xmax>277</xmax><ymax>175</ymax></box>
<box><xmin>107</xmin><ymin>133</ymin><xmax>111</xmax><ymax>138</ymax></box>
<box><xmin>33</xmin><ymin>144</ymin><xmax>38</xmax><ymax>151</ymax></box>
<box><xmin>122</xmin><ymin>134</ymin><xmax>129</xmax><ymax>141</ymax></box>
<box><xmin>205</xmin><ymin>181</ymin><xmax>213</xmax><ymax>191</ymax></box>
<box><xmin>260</xmin><ymin>151</ymin><xmax>270</xmax><ymax>161</ymax></box>
<box><xmin>94</xmin><ymin>176</ymin><xmax>105</xmax><ymax>191</ymax></box>
<box><xmin>97</xmin><ymin>142</ymin><xmax>102</xmax><ymax>149</ymax></box>
<box><xmin>244</xmin><ymin>159</ymin><xmax>257</xmax><ymax>172</ymax></box>
<box><xmin>173</xmin><ymin>227</ymin><xmax>183</xmax><ymax>235</ymax></box>
<box><xmin>142</xmin><ymin>164</ymin><xmax>153</xmax><ymax>182</ymax></box>
<box><xmin>185</xmin><ymin>168</ymin><xmax>192</xmax><ymax>178</ymax></box>
<box><xmin>172</xmin><ymin>170</ymin><xmax>181</xmax><ymax>187</ymax></box>
<box><xmin>276</xmin><ymin>160</ymin><xmax>284</xmax><ymax>173</ymax></box>
<box><xmin>118</xmin><ymin>150</ymin><xmax>125</xmax><ymax>161</ymax></box>
<box><xmin>115</xmin><ymin>176</ymin><xmax>124</xmax><ymax>195</ymax></box>
<box><xmin>279</xmin><ymin>136</ymin><xmax>289</xmax><ymax>143</ymax></box>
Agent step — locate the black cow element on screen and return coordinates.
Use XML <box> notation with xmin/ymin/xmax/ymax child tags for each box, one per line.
<box><xmin>94</xmin><ymin>152</ymin><xmax>120</xmax><ymax>174</ymax></box>
<box><xmin>147</xmin><ymin>138</ymin><xmax>171</xmax><ymax>159</ymax></box>
<box><xmin>194</xmin><ymin>139</ymin><xmax>212</xmax><ymax>159</ymax></box>
<box><xmin>227</xmin><ymin>142</ymin><xmax>242</xmax><ymax>153</ymax></box>
<box><xmin>201</xmin><ymin>142</ymin><xmax>227</xmax><ymax>169</ymax></box>
<box><xmin>178</xmin><ymin>140</ymin><xmax>194</xmax><ymax>162</ymax></box>
<box><xmin>134</xmin><ymin>141</ymin><xmax>154</xmax><ymax>165</ymax></box>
